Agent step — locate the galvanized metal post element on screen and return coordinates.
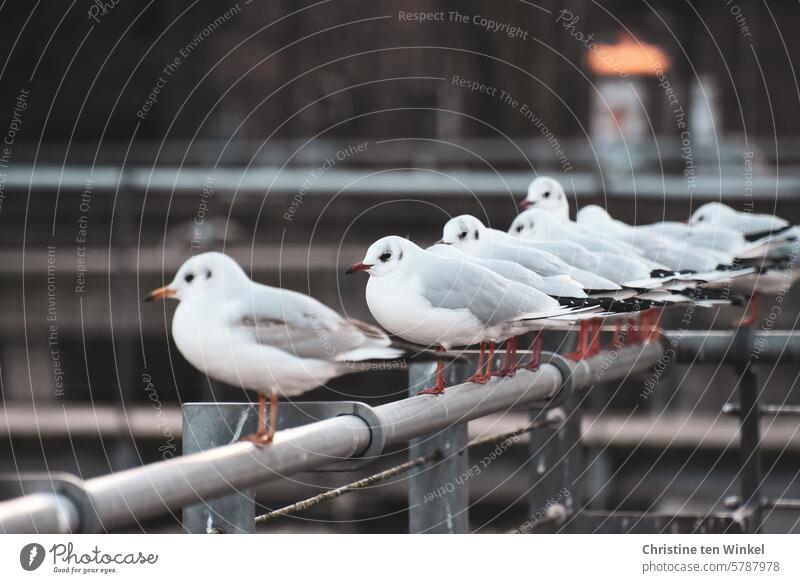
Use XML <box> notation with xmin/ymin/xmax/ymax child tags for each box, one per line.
<box><xmin>524</xmin><ymin>354</ymin><xmax>578</xmax><ymax>533</ymax></box>
<box><xmin>182</xmin><ymin>403</ymin><xmax>258</xmax><ymax>533</ymax></box>
<box><xmin>733</xmin><ymin>326</ymin><xmax>763</xmax><ymax>533</ymax></box>
<box><xmin>407</xmin><ymin>358</ymin><xmax>472</xmax><ymax>533</ymax></box>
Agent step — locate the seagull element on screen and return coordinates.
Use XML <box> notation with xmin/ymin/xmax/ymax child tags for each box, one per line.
<box><xmin>145</xmin><ymin>251</ymin><xmax>419</xmax><ymax>445</ymax></box>
<box><xmin>347</xmin><ymin>236</ymin><xmax>595</xmax><ymax>390</ymax></box>
<box><xmin>451</xmin><ymin>214</ymin><xmax>664</xmax><ymax>286</ymax></box>
<box><xmin>439</xmin><ymin>215</ymin><xmax>622</xmax><ymax>293</ymax></box>
<box><xmin>440</xmin><ymin>215</ymin><xmax>681</xmax><ymax>360</ymax></box>
<box><xmin>426</xmin><ymin>242</ymin><xmax>668</xmax><ymax>364</ymax></box>
<box><xmin>518</xmin><ymin>177</ymin><xmax>753</xmax><ymax>277</ymax></box>
<box><xmin>689</xmin><ymin>202</ymin><xmax>800</xmax><ymax>240</ymax></box>
<box><xmin>689</xmin><ymin>202</ymin><xmax>800</xmax><ymax>324</ymax></box>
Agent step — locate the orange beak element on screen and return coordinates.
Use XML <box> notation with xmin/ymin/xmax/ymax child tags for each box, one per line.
<box><xmin>345</xmin><ymin>262</ymin><xmax>372</xmax><ymax>275</ymax></box>
<box><xmin>519</xmin><ymin>199</ymin><xmax>533</xmax><ymax>209</ymax></box>
<box><xmin>144</xmin><ymin>286</ymin><xmax>177</xmax><ymax>302</ymax></box>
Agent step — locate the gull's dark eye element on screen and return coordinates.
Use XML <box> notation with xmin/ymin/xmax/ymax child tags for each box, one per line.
<box><xmin>206</xmin><ymin>270</ymin><xmax>212</xmax><ymax>279</ymax></box>
<box><xmin>516</xmin><ymin>225</ymin><xmax>523</xmax><ymax>233</ymax></box>
<box><xmin>697</xmin><ymin>215</ymin><xmax>704</xmax><ymax>222</ymax></box>
<box><xmin>458</xmin><ymin>231</ymin><xmax>468</xmax><ymax>240</ymax></box>
<box><xmin>379</xmin><ymin>252</ymin><xmax>391</xmax><ymax>262</ymax></box>
<box><xmin>474</xmin><ymin>230</ymin><xmax>480</xmax><ymax>240</ymax></box>
<box><xmin>543</xmin><ymin>191</ymin><xmax>551</xmax><ymax>198</ymax></box>
<box><xmin>184</xmin><ymin>273</ymin><xmax>195</xmax><ymax>283</ymax></box>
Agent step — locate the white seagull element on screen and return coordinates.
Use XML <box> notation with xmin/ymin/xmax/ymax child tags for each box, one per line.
<box><xmin>439</xmin><ymin>215</ymin><xmax>622</xmax><ymax>293</ymax></box>
<box><xmin>689</xmin><ymin>202</ymin><xmax>800</xmax><ymax>323</ymax></box>
<box><xmin>518</xmin><ymin>177</ymin><xmax>752</xmax><ymax>277</ymax></box>
<box><xmin>347</xmin><ymin>236</ymin><xmax>593</xmax><ymax>390</ymax></box>
<box><xmin>146</xmin><ymin>252</ymin><xmax>414</xmax><ymax>444</ymax></box>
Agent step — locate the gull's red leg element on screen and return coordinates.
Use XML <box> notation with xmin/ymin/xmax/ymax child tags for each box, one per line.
<box><xmin>739</xmin><ymin>292</ymin><xmax>760</xmax><ymax>327</ymax></box>
<box><xmin>646</xmin><ymin>309</ymin><xmax>662</xmax><ymax>343</ymax></box>
<box><xmin>588</xmin><ymin>320</ymin><xmax>602</xmax><ymax>356</ymax></box>
<box><xmin>567</xmin><ymin>321</ymin><xmax>589</xmax><ymax>361</ymax></box>
<box><xmin>612</xmin><ymin>320</ymin><xmax>623</xmax><ymax>348</ymax></box>
<box><xmin>418</xmin><ymin>347</ymin><xmax>447</xmax><ymax>395</ymax></box>
<box><xmin>241</xmin><ymin>392</ymin><xmax>276</xmax><ymax>446</ymax></box>
<box><xmin>625</xmin><ymin>318</ymin><xmax>636</xmax><ymax>344</ymax></box>
<box><xmin>484</xmin><ymin>342</ymin><xmax>496</xmax><ymax>378</ymax></box>
<box><xmin>635</xmin><ymin>313</ymin><xmax>645</xmax><ymax>344</ymax></box>
<box><xmin>525</xmin><ymin>332</ymin><xmax>543</xmax><ymax>371</ymax></box>
<box><xmin>468</xmin><ymin>342</ymin><xmax>490</xmax><ymax>384</ymax></box>
<box><xmin>496</xmin><ymin>337</ymin><xmax>518</xmax><ymax>377</ymax></box>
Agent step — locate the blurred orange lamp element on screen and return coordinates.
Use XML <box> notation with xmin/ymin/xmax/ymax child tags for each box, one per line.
<box><xmin>587</xmin><ymin>35</ymin><xmax>670</xmax><ymax>76</ymax></box>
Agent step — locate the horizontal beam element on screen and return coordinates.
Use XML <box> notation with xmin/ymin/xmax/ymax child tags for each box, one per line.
<box><xmin>0</xmin><ymin>342</ymin><xmax>664</xmax><ymax>533</ymax></box>
<box><xmin>4</xmin><ymin>166</ymin><xmax>800</xmax><ymax>199</ymax></box>
<box><xmin>668</xmin><ymin>331</ymin><xmax>800</xmax><ymax>365</ymax></box>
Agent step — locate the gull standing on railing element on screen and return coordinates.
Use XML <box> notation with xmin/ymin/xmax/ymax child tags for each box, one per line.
<box><xmin>145</xmin><ymin>252</ymin><xmax>431</xmax><ymax>445</ymax></box>
<box><xmin>688</xmin><ymin>201</ymin><xmax>800</xmax><ymax>323</ymax></box>
<box><xmin>347</xmin><ymin>236</ymin><xmax>596</xmax><ymax>390</ymax></box>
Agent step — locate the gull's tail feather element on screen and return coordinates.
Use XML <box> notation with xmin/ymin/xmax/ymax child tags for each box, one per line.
<box><xmin>336</xmin><ymin>346</ymin><xmax>406</xmax><ymax>362</ymax></box>
<box><xmin>568</xmin><ymin>268</ymin><xmax>622</xmax><ymax>292</ymax></box>
<box><xmin>518</xmin><ymin>304</ymin><xmax>599</xmax><ymax>321</ymax></box>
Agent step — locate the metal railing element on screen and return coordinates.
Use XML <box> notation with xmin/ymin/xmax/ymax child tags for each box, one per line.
<box><xmin>1</xmin><ymin>330</ymin><xmax>799</xmax><ymax>534</ymax></box>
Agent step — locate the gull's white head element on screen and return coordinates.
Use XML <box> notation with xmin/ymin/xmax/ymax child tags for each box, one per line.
<box><xmin>440</xmin><ymin>215</ymin><xmax>486</xmax><ymax>254</ymax></box>
<box><xmin>688</xmin><ymin>202</ymin><xmax>735</xmax><ymax>227</ymax></box>
<box><xmin>145</xmin><ymin>252</ymin><xmax>250</xmax><ymax>302</ymax></box>
<box><xmin>520</xmin><ymin>176</ymin><xmax>569</xmax><ymax>220</ymax></box>
<box><xmin>347</xmin><ymin>236</ymin><xmax>419</xmax><ymax>278</ymax></box>
<box><xmin>508</xmin><ymin>212</ymin><xmax>534</xmax><ymax>237</ymax></box>
<box><xmin>508</xmin><ymin>208</ymin><xmax>559</xmax><ymax>241</ymax></box>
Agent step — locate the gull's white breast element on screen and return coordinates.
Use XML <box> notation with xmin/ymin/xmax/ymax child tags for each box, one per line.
<box><xmin>366</xmin><ymin>272</ymin><xmax>485</xmax><ymax>349</ymax></box>
<box><xmin>171</xmin><ymin>296</ymin><xmax>343</xmax><ymax>397</ymax></box>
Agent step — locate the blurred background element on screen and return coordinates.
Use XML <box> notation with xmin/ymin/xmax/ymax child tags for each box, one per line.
<box><xmin>0</xmin><ymin>0</ymin><xmax>799</xmax><ymax>532</ymax></box>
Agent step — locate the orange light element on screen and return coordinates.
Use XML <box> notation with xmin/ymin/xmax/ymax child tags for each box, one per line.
<box><xmin>587</xmin><ymin>35</ymin><xmax>670</xmax><ymax>77</ymax></box>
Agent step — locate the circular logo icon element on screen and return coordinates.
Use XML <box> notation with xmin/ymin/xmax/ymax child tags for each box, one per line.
<box><xmin>19</xmin><ymin>543</ymin><xmax>46</xmax><ymax>571</ymax></box>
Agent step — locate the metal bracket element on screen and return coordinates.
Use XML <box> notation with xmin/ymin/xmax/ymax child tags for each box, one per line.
<box><xmin>0</xmin><ymin>472</ymin><xmax>99</xmax><ymax>533</ymax></box>
<box><xmin>182</xmin><ymin>401</ymin><xmax>385</xmax><ymax>471</ymax></box>
<box><xmin>531</xmin><ymin>351</ymin><xmax>576</xmax><ymax>409</ymax></box>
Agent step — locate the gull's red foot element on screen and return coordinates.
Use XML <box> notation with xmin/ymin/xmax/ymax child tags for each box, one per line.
<box><xmin>240</xmin><ymin>430</ymin><xmax>274</xmax><ymax>447</ymax></box>
<box><xmin>494</xmin><ymin>337</ymin><xmax>518</xmax><ymax>377</ymax></box>
<box><xmin>240</xmin><ymin>392</ymin><xmax>278</xmax><ymax>446</ymax></box>
<box><xmin>418</xmin><ymin>385</ymin><xmax>446</xmax><ymax>396</ymax></box>
<box><xmin>467</xmin><ymin>342</ymin><xmax>495</xmax><ymax>384</ymax></box>
<box><xmin>566</xmin><ymin>321</ymin><xmax>590</xmax><ymax>361</ymax></box>
<box><xmin>467</xmin><ymin>372</ymin><xmax>491</xmax><ymax>384</ymax></box>
<box><xmin>418</xmin><ymin>349</ymin><xmax>447</xmax><ymax>395</ymax></box>
<box><xmin>524</xmin><ymin>333</ymin><xmax>543</xmax><ymax>370</ymax></box>
<box><xmin>738</xmin><ymin>292</ymin><xmax>760</xmax><ymax>327</ymax></box>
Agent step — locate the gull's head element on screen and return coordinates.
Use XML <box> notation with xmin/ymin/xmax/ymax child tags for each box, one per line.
<box><xmin>144</xmin><ymin>252</ymin><xmax>250</xmax><ymax>302</ymax></box>
<box><xmin>440</xmin><ymin>215</ymin><xmax>485</xmax><ymax>253</ymax></box>
<box><xmin>510</xmin><ymin>208</ymin><xmax>555</xmax><ymax>241</ymax></box>
<box><xmin>508</xmin><ymin>212</ymin><xmax>534</xmax><ymax>238</ymax></box>
<box><xmin>520</xmin><ymin>177</ymin><xmax>569</xmax><ymax>219</ymax></box>
<box><xmin>688</xmin><ymin>202</ymin><xmax>733</xmax><ymax>228</ymax></box>
<box><xmin>347</xmin><ymin>236</ymin><xmax>417</xmax><ymax>278</ymax></box>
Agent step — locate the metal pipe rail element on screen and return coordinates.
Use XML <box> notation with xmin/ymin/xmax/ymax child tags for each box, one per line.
<box><xmin>0</xmin><ymin>342</ymin><xmax>663</xmax><ymax>534</ymax></box>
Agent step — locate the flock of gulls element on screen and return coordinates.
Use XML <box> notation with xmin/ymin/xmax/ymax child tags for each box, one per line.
<box><xmin>145</xmin><ymin>176</ymin><xmax>799</xmax><ymax>444</ymax></box>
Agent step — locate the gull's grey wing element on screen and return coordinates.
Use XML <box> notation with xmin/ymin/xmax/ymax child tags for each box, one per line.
<box><xmin>418</xmin><ymin>257</ymin><xmax>548</xmax><ymax>326</ymax></box>
<box><xmin>490</xmin><ymin>241</ymin><xmax>570</xmax><ymax>277</ymax></box>
<box><xmin>227</xmin><ymin>284</ymin><xmax>389</xmax><ymax>359</ymax></box>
